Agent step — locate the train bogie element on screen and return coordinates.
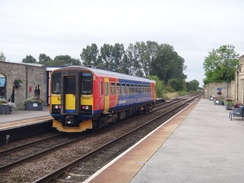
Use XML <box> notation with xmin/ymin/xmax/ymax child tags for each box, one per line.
<box><xmin>49</xmin><ymin>66</ymin><xmax>156</xmax><ymax>132</ymax></box>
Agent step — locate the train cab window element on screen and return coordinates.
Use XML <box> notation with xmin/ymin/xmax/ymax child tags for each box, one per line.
<box><xmin>52</xmin><ymin>72</ymin><xmax>61</xmax><ymax>94</ymax></box>
<box><xmin>65</xmin><ymin>76</ymin><xmax>76</xmax><ymax>94</ymax></box>
<box><xmin>81</xmin><ymin>73</ymin><xmax>92</xmax><ymax>94</ymax></box>
<box><xmin>116</xmin><ymin>83</ymin><xmax>120</xmax><ymax>95</ymax></box>
<box><xmin>110</xmin><ymin>82</ymin><xmax>116</xmax><ymax>95</ymax></box>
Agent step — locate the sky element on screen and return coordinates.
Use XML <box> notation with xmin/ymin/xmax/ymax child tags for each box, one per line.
<box><xmin>0</xmin><ymin>0</ymin><xmax>244</xmax><ymax>87</ymax></box>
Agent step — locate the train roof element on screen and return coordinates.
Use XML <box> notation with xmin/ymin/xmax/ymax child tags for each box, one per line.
<box><xmin>54</xmin><ymin>66</ymin><xmax>156</xmax><ymax>83</ymax></box>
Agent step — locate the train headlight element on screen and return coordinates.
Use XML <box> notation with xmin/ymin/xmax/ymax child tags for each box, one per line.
<box><xmin>82</xmin><ymin>105</ymin><xmax>89</xmax><ymax>110</ymax></box>
<box><xmin>80</xmin><ymin>105</ymin><xmax>92</xmax><ymax>115</ymax></box>
<box><xmin>52</xmin><ymin>104</ymin><xmax>62</xmax><ymax>114</ymax></box>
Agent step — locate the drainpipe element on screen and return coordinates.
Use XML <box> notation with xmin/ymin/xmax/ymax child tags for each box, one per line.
<box><xmin>26</xmin><ymin>67</ymin><xmax>28</xmax><ymax>99</ymax></box>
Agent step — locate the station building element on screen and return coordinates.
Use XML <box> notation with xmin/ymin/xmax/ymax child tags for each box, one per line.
<box><xmin>204</xmin><ymin>55</ymin><xmax>244</xmax><ymax>104</ymax></box>
<box><xmin>0</xmin><ymin>61</ymin><xmax>47</xmax><ymax>109</ymax></box>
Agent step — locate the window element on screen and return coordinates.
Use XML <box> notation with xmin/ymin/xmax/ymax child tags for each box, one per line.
<box><xmin>65</xmin><ymin>77</ymin><xmax>76</xmax><ymax>94</ymax></box>
<box><xmin>105</xmin><ymin>82</ymin><xmax>109</xmax><ymax>96</ymax></box>
<box><xmin>130</xmin><ymin>84</ymin><xmax>134</xmax><ymax>94</ymax></box>
<box><xmin>122</xmin><ymin>83</ymin><xmax>126</xmax><ymax>94</ymax></box>
<box><xmin>0</xmin><ymin>73</ymin><xmax>6</xmax><ymax>99</ymax></box>
<box><xmin>52</xmin><ymin>72</ymin><xmax>61</xmax><ymax>94</ymax></box>
<box><xmin>126</xmin><ymin>84</ymin><xmax>129</xmax><ymax>94</ymax></box>
<box><xmin>81</xmin><ymin>73</ymin><xmax>92</xmax><ymax>94</ymax></box>
<box><xmin>116</xmin><ymin>83</ymin><xmax>120</xmax><ymax>95</ymax></box>
<box><xmin>135</xmin><ymin>84</ymin><xmax>138</xmax><ymax>93</ymax></box>
<box><xmin>100</xmin><ymin>82</ymin><xmax>103</xmax><ymax>95</ymax></box>
<box><xmin>110</xmin><ymin>82</ymin><xmax>116</xmax><ymax>95</ymax></box>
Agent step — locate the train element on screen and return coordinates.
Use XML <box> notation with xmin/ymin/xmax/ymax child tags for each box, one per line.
<box><xmin>49</xmin><ymin>66</ymin><xmax>156</xmax><ymax>132</ymax></box>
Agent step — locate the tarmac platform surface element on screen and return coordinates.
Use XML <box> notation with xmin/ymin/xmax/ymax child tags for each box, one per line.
<box><xmin>87</xmin><ymin>99</ymin><xmax>244</xmax><ymax>183</ymax></box>
<box><xmin>0</xmin><ymin>106</ymin><xmax>50</xmax><ymax>124</ymax></box>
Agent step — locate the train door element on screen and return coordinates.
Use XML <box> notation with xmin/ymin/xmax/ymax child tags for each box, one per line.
<box><xmin>62</xmin><ymin>73</ymin><xmax>80</xmax><ymax>114</ymax></box>
<box><xmin>104</xmin><ymin>78</ymin><xmax>109</xmax><ymax>114</ymax></box>
<box><xmin>151</xmin><ymin>83</ymin><xmax>156</xmax><ymax>101</ymax></box>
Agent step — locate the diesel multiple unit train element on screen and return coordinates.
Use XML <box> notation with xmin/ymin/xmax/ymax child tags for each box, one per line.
<box><xmin>50</xmin><ymin>66</ymin><xmax>156</xmax><ymax>132</ymax></box>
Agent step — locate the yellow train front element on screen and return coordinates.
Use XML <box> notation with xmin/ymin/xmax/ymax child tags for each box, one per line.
<box><xmin>50</xmin><ymin>66</ymin><xmax>156</xmax><ymax>133</ymax></box>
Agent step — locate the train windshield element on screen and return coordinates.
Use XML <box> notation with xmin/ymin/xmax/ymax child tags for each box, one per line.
<box><xmin>52</xmin><ymin>72</ymin><xmax>61</xmax><ymax>94</ymax></box>
<box><xmin>81</xmin><ymin>72</ymin><xmax>92</xmax><ymax>94</ymax></box>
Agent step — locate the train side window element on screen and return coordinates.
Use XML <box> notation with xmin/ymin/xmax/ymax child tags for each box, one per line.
<box><xmin>126</xmin><ymin>84</ymin><xmax>129</xmax><ymax>94</ymax></box>
<box><xmin>122</xmin><ymin>83</ymin><xmax>126</xmax><ymax>95</ymax></box>
<box><xmin>130</xmin><ymin>84</ymin><xmax>134</xmax><ymax>94</ymax></box>
<box><xmin>116</xmin><ymin>83</ymin><xmax>120</xmax><ymax>95</ymax></box>
<box><xmin>110</xmin><ymin>82</ymin><xmax>116</xmax><ymax>95</ymax></box>
<box><xmin>138</xmin><ymin>84</ymin><xmax>141</xmax><ymax>93</ymax></box>
<box><xmin>105</xmin><ymin>82</ymin><xmax>109</xmax><ymax>96</ymax></box>
<box><xmin>52</xmin><ymin>72</ymin><xmax>61</xmax><ymax>94</ymax></box>
<box><xmin>135</xmin><ymin>84</ymin><xmax>138</xmax><ymax>93</ymax></box>
<box><xmin>100</xmin><ymin>82</ymin><xmax>103</xmax><ymax>95</ymax></box>
<box><xmin>81</xmin><ymin>73</ymin><xmax>92</xmax><ymax>94</ymax></box>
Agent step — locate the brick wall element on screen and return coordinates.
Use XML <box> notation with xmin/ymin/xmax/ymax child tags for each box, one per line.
<box><xmin>0</xmin><ymin>61</ymin><xmax>47</xmax><ymax>109</ymax></box>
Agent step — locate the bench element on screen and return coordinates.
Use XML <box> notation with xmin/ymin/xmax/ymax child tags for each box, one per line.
<box><xmin>229</xmin><ymin>106</ymin><xmax>244</xmax><ymax>120</ymax></box>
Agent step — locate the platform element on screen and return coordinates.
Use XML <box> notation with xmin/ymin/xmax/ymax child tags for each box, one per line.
<box><xmin>0</xmin><ymin>106</ymin><xmax>51</xmax><ymax>131</ymax></box>
<box><xmin>85</xmin><ymin>99</ymin><xmax>244</xmax><ymax>183</ymax></box>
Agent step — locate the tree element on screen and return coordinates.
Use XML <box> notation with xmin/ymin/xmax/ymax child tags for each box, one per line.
<box><xmin>147</xmin><ymin>75</ymin><xmax>164</xmax><ymax>98</ymax></box>
<box><xmin>187</xmin><ymin>80</ymin><xmax>199</xmax><ymax>91</ymax></box>
<box><xmin>0</xmin><ymin>51</ymin><xmax>6</xmax><ymax>61</ymax></box>
<box><xmin>97</xmin><ymin>43</ymin><xmax>112</xmax><ymax>69</ymax></box>
<box><xmin>38</xmin><ymin>53</ymin><xmax>52</xmax><ymax>65</ymax></box>
<box><xmin>80</xmin><ymin>43</ymin><xmax>99</xmax><ymax>67</ymax></box>
<box><xmin>203</xmin><ymin>44</ymin><xmax>239</xmax><ymax>84</ymax></box>
<box><xmin>51</xmin><ymin>55</ymin><xmax>81</xmax><ymax>66</ymax></box>
<box><xmin>111</xmin><ymin>43</ymin><xmax>125</xmax><ymax>72</ymax></box>
<box><xmin>168</xmin><ymin>78</ymin><xmax>186</xmax><ymax>91</ymax></box>
<box><xmin>150</xmin><ymin>44</ymin><xmax>186</xmax><ymax>84</ymax></box>
<box><xmin>22</xmin><ymin>55</ymin><xmax>36</xmax><ymax>63</ymax></box>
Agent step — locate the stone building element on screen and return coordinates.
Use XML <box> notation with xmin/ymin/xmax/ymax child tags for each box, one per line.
<box><xmin>0</xmin><ymin>61</ymin><xmax>47</xmax><ymax>109</ymax></box>
<box><xmin>235</xmin><ymin>55</ymin><xmax>244</xmax><ymax>104</ymax></box>
<box><xmin>204</xmin><ymin>55</ymin><xmax>244</xmax><ymax>104</ymax></box>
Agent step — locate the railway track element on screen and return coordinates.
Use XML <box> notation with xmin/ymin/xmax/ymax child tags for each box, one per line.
<box><xmin>0</xmin><ymin>132</ymin><xmax>89</xmax><ymax>173</ymax></box>
<box><xmin>35</xmin><ymin>93</ymin><xmax>202</xmax><ymax>183</ymax></box>
<box><xmin>0</xmin><ymin>93</ymin><xmax>203</xmax><ymax>183</ymax></box>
